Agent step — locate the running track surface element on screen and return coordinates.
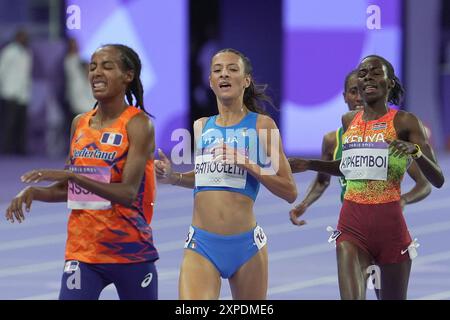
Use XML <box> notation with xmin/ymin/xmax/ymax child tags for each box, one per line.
<box><xmin>0</xmin><ymin>155</ymin><xmax>449</xmax><ymax>300</ymax></box>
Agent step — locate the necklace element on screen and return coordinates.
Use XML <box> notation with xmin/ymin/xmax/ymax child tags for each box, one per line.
<box><xmin>217</xmin><ymin>105</ymin><xmax>246</xmax><ymax>126</ymax></box>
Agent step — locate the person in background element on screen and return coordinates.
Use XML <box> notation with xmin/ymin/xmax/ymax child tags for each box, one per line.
<box><xmin>0</xmin><ymin>29</ymin><xmax>32</xmax><ymax>155</ymax></box>
<box><xmin>64</xmin><ymin>38</ymin><xmax>96</xmax><ymax>118</ymax></box>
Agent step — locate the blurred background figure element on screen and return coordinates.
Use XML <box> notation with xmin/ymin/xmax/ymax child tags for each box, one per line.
<box><xmin>189</xmin><ymin>0</ymin><xmax>221</xmax><ymax>129</ymax></box>
<box><xmin>64</xmin><ymin>37</ymin><xmax>95</xmax><ymax>120</ymax></box>
<box><xmin>192</xmin><ymin>25</ymin><xmax>219</xmax><ymax>119</ymax></box>
<box><xmin>0</xmin><ymin>29</ymin><xmax>32</xmax><ymax>155</ymax></box>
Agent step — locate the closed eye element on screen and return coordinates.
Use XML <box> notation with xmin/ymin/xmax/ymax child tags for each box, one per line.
<box><xmin>103</xmin><ymin>62</ymin><xmax>115</xmax><ymax>69</ymax></box>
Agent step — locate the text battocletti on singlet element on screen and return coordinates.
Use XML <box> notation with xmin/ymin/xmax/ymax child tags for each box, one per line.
<box><xmin>339</xmin><ymin>141</ymin><xmax>389</xmax><ymax>181</ymax></box>
<box><xmin>67</xmin><ymin>165</ymin><xmax>112</xmax><ymax>209</ymax></box>
<box><xmin>195</xmin><ymin>148</ymin><xmax>248</xmax><ymax>189</ymax></box>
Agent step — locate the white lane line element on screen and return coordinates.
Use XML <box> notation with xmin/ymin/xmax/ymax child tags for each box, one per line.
<box><xmin>270</xmin><ymin>243</ymin><xmax>332</xmax><ymax>261</ymax></box>
<box><xmin>19</xmin><ymin>292</ymin><xmax>60</xmax><ymax>300</ymax></box>
<box><xmin>0</xmin><ymin>234</ymin><xmax>66</xmax><ymax>252</ymax></box>
<box><xmin>0</xmin><ymin>260</ymin><xmax>62</xmax><ymax>278</ymax></box>
<box><xmin>159</xmin><ymin>268</ymin><xmax>179</xmax><ymax>281</ymax></box>
<box><xmin>158</xmin><ymin>240</ymin><xmax>184</xmax><ymax>253</ymax></box>
<box><xmin>416</xmin><ymin>290</ymin><xmax>450</xmax><ymax>300</ymax></box>
<box><xmin>410</xmin><ymin>221</ymin><xmax>450</xmax><ymax>236</ymax></box>
<box><xmin>414</xmin><ymin>251</ymin><xmax>450</xmax><ymax>266</ymax></box>
<box><xmin>268</xmin><ymin>276</ymin><xmax>338</xmax><ymax>296</ymax></box>
<box><xmin>0</xmin><ymin>214</ymin><xmax>68</xmax><ymax>231</ymax></box>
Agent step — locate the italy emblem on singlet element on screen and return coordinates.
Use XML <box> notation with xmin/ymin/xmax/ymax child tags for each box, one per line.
<box><xmin>339</xmin><ymin>142</ymin><xmax>389</xmax><ymax>181</ymax></box>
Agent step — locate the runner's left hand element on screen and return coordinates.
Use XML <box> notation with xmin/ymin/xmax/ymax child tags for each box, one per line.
<box><xmin>386</xmin><ymin>139</ymin><xmax>416</xmax><ymax>158</ymax></box>
<box><xmin>212</xmin><ymin>143</ymin><xmax>248</xmax><ymax>168</ymax></box>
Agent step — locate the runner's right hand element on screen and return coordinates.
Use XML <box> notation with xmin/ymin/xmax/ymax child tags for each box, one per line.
<box><xmin>155</xmin><ymin>149</ymin><xmax>174</xmax><ymax>184</ymax></box>
<box><xmin>5</xmin><ymin>187</ymin><xmax>34</xmax><ymax>223</ymax></box>
<box><xmin>289</xmin><ymin>201</ymin><xmax>308</xmax><ymax>226</ymax></box>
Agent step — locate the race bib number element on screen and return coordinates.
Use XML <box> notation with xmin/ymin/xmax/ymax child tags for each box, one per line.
<box><xmin>340</xmin><ymin>142</ymin><xmax>389</xmax><ymax>180</ymax></box>
<box><xmin>401</xmin><ymin>238</ymin><xmax>420</xmax><ymax>260</ymax></box>
<box><xmin>253</xmin><ymin>225</ymin><xmax>267</xmax><ymax>250</ymax></box>
<box><xmin>195</xmin><ymin>153</ymin><xmax>247</xmax><ymax>189</ymax></box>
<box><xmin>67</xmin><ymin>165</ymin><xmax>111</xmax><ymax>210</ymax></box>
<box><xmin>64</xmin><ymin>260</ymin><xmax>79</xmax><ymax>273</ymax></box>
<box><xmin>327</xmin><ymin>226</ymin><xmax>342</xmax><ymax>244</ymax></box>
<box><xmin>184</xmin><ymin>226</ymin><xmax>195</xmax><ymax>249</ymax></box>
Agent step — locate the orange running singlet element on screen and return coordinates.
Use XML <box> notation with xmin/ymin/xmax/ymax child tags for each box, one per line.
<box><xmin>66</xmin><ymin>106</ymin><xmax>158</xmax><ymax>263</ymax></box>
<box><xmin>341</xmin><ymin>108</ymin><xmax>410</xmax><ymax>204</ymax></box>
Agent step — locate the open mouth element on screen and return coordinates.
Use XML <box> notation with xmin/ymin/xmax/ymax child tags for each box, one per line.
<box><xmin>219</xmin><ymin>82</ymin><xmax>231</xmax><ymax>90</ymax></box>
<box><xmin>92</xmin><ymin>79</ymin><xmax>107</xmax><ymax>91</ymax></box>
<box><xmin>364</xmin><ymin>84</ymin><xmax>377</xmax><ymax>94</ymax></box>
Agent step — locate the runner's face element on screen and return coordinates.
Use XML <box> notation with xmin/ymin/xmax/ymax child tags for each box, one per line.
<box><xmin>344</xmin><ymin>74</ymin><xmax>363</xmax><ymax>111</ymax></box>
<box><xmin>88</xmin><ymin>47</ymin><xmax>132</xmax><ymax>102</ymax></box>
<box><xmin>209</xmin><ymin>52</ymin><xmax>251</xmax><ymax>102</ymax></box>
<box><xmin>357</xmin><ymin>57</ymin><xmax>393</xmax><ymax>105</ymax></box>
